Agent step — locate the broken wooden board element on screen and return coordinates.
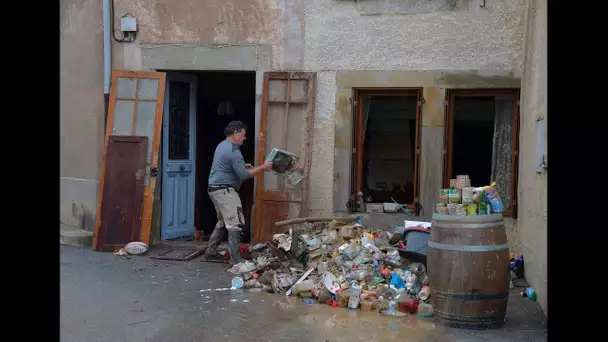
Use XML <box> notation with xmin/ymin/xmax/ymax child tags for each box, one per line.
<box><xmin>150</xmin><ymin>248</ymin><xmax>206</xmax><ymax>261</ymax></box>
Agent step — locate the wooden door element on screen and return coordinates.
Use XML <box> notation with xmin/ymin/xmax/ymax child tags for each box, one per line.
<box><xmin>93</xmin><ymin>70</ymin><xmax>166</xmax><ymax>249</ymax></box>
<box><xmin>97</xmin><ymin>136</ymin><xmax>148</xmax><ymax>251</ymax></box>
<box><xmin>253</xmin><ymin>72</ymin><xmax>316</xmax><ymax>243</ymax></box>
<box><xmin>161</xmin><ymin>73</ymin><xmax>197</xmax><ymax>240</ymax></box>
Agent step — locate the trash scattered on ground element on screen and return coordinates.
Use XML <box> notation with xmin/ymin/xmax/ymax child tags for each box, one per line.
<box><xmin>521</xmin><ymin>287</ymin><xmax>537</xmax><ymax>301</ymax></box>
<box><xmin>113</xmin><ymin>248</ymin><xmax>131</xmax><ymax>259</ymax></box>
<box><xmin>213</xmin><ymin>215</ymin><xmax>445</xmax><ymax>321</ymax></box>
<box><xmin>124</xmin><ymin>241</ymin><xmax>149</xmax><ymax>255</ymax></box>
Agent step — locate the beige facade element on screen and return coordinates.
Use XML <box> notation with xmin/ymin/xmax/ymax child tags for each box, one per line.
<box><xmin>60</xmin><ymin>0</ymin><xmax>546</xmax><ymax>315</ymax></box>
<box><xmin>60</xmin><ymin>0</ymin><xmax>105</xmax><ymax>231</ymax></box>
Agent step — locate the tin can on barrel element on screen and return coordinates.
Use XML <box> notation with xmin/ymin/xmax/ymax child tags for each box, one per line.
<box><xmin>436</xmin><ymin>203</ymin><xmax>448</xmax><ymax>214</ymax></box>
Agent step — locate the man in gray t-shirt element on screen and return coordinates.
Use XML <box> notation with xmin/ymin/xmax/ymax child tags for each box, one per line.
<box><xmin>203</xmin><ymin>121</ymin><xmax>272</xmax><ymax>264</ymax></box>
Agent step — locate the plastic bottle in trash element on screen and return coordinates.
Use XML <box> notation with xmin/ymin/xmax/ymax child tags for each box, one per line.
<box><xmin>348</xmin><ymin>281</ymin><xmax>362</xmax><ymax>310</ymax></box>
<box><xmin>231</xmin><ymin>277</ymin><xmax>244</xmax><ymax>289</ymax></box>
<box><xmin>387</xmin><ymin>297</ymin><xmax>397</xmax><ymax>315</ymax></box>
<box><xmin>521</xmin><ymin>287</ymin><xmax>537</xmax><ymax>301</ymax></box>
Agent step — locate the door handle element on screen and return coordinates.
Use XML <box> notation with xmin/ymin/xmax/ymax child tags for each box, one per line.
<box><xmin>151</xmin><ymin>167</ymin><xmax>158</xmax><ymax>177</ymax></box>
<box><xmin>180</xmin><ymin>165</ymin><xmax>185</xmax><ymax>171</ymax></box>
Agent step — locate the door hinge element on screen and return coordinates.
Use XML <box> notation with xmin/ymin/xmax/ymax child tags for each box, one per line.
<box><xmin>352</xmin><ymin>147</ymin><xmax>356</xmax><ymax>154</ymax></box>
<box><xmin>417</xmin><ymin>97</ymin><xmax>426</xmax><ymax>106</ymax></box>
<box><xmin>349</xmin><ymin>97</ymin><xmax>358</xmax><ymax>107</ymax></box>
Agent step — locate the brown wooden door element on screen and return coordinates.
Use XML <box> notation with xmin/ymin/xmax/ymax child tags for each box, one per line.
<box><xmin>93</xmin><ymin>70</ymin><xmax>167</xmax><ymax>249</ymax></box>
<box><xmin>97</xmin><ymin>136</ymin><xmax>148</xmax><ymax>251</ymax></box>
<box><xmin>253</xmin><ymin>72</ymin><xmax>317</xmax><ymax>243</ymax></box>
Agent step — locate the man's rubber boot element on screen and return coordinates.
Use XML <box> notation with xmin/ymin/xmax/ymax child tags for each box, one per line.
<box><xmin>228</xmin><ymin>230</ymin><xmax>245</xmax><ymax>265</ymax></box>
<box><xmin>202</xmin><ymin>224</ymin><xmax>229</xmax><ymax>263</ymax></box>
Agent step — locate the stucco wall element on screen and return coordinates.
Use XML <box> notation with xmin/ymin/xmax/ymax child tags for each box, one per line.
<box><xmin>301</xmin><ymin>0</ymin><xmax>526</xmax><ymax>218</ymax></box>
<box><xmin>60</xmin><ymin>0</ymin><xmax>105</xmax><ymax>231</ymax></box>
<box><xmin>517</xmin><ymin>0</ymin><xmax>547</xmax><ymax>316</ymax></box>
<box><xmin>63</xmin><ymin>1</ymin><xmax>530</xmax><ymax>247</ymax></box>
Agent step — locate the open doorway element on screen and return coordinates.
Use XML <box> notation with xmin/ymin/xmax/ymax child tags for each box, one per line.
<box><xmin>160</xmin><ymin>71</ymin><xmax>256</xmax><ymax>242</ymax></box>
<box><xmin>444</xmin><ymin>90</ymin><xmax>519</xmax><ymax>217</ymax></box>
<box><xmin>196</xmin><ymin>71</ymin><xmax>256</xmax><ymax>242</ymax></box>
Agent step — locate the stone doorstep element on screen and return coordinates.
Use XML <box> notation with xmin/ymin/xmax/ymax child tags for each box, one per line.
<box><xmin>60</xmin><ymin>224</ymin><xmax>93</xmax><ymax>247</ymax></box>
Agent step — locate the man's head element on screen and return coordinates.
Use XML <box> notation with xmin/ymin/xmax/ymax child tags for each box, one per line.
<box><xmin>224</xmin><ymin>120</ymin><xmax>248</xmax><ymax>146</ymax></box>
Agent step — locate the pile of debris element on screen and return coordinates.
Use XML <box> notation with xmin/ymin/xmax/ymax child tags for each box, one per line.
<box><xmin>227</xmin><ymin>216</ymin><xmax>434</xmax><ymax>317</ymax></box>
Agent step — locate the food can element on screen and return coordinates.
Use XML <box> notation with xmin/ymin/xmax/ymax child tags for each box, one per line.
<box><xmin>462</xmin><ymin>187</ymin><xmax>476</xmax><ymax>205</ymax></box>
<box><xmin>448</xmin><ymin>189</ymin><xmax>462</xmax><ymax>204</ymax></box>
<box><xmin>466</xmin><ymin>204</ymin><xmax>478</xmax><ymax>216</ymax></box>
<box><xmin>447</xmin><ymin>203</ymin><xmax>457</xmax><ymax>215</ymax></box>
<box><xmin>456</xmin><ymin>175</ymin><xmax>471</xmax><ymax>189</ymax></box>
<box><xmin>454</xmin><ymin>204</ymin><xmax>465</xmax><ymax>216</ymax></box>
<box><xmin>436</xmin><ymin>203</ymin><xmax>448</xmax><ymax>214</ymax></box>
<box><xmin>449</xmin><ymin>179</ymin><xmax>458</xmax><ymax>189</ymax></box>
<box><xmin>438</xmin><ymin>189</ymin><xmax>449</xmax><ymax>204</ymax></box>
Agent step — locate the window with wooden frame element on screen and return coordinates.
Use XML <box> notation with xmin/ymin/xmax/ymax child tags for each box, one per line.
<box><xmin>444</xmin><ymin>89</ymin><xmax>520</xmax><ymax>218</ymax></box>
<box><xmin>351</xmin><ymin>89</ymin><xmax>422</xmax><ymax>214</ymax></box>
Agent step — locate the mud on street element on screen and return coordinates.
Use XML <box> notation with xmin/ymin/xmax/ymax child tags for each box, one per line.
<box><xmin>60</xmin><ymin>245</ymin><xmax>547</xmax><ymax>342</ymax></box>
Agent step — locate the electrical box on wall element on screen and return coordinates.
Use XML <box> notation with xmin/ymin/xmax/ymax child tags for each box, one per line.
<box><xmin>120</xmin><ymin>14</ymin><xmax>137</xmax><ymax>33</ymax></box>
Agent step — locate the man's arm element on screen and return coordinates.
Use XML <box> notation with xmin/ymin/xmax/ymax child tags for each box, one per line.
<box><xmin>231</xmin><ymin>155</ymin><xmax>272</xmax><ymax>180</ymax></box>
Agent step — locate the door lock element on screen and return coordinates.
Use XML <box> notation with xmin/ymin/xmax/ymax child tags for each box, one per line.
<box><xmin>179</xmin><ymin>165</ymin><xmax>185</xmax><ymax>171</ymax></box>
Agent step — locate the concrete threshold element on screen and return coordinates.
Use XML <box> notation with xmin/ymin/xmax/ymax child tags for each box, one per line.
<box><xmin>60</xmin><ymin>223</ymin><xmax>93</xmax><ymax>247</ymax></box>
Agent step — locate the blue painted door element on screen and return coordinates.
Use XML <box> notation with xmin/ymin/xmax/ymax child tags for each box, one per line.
<box><xmin>161</xmin><ymin>73</ymin><xmax>197</xmax><ymax>240</ymax></box>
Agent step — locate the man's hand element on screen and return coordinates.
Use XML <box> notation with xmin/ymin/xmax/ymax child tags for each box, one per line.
<box><xmin>245</xmin><ymin>163</ymin><xmax>253</xmax><ymax>169</ymax></box>
<box><xmin>261</xmin><ymin>161</ymin><xmax>273</xmax><ymax>171</ymax></box>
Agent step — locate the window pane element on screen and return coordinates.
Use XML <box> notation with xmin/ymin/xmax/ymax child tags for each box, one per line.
<box><xmin>168</xmin><ymin>80</ymin><xmax>191</xmax><ymax>160</ymax></box>
<box><xmin>135</xmin><ymin>101</ymin><xmax>157</xmax><ymax>163</ymax></box>
<box><xmin>113</xmin><ymin>100</ymin><xmax>135</xmax><ymax>135</ymax></box>
<box><xmin>138</xmin><ymin>79</ymin><xmax>159</xmax><ymax>100</ymax></box>
<box><xmin>116</xmin><ymin>77</ymin><xmax>136</xmax><ymax>98</ymax></box>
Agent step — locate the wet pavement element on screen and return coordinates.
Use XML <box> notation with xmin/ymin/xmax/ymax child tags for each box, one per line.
<box><xmin>60</xmin><ymin>245</ymin><xmax>547</xmax><ymax>342</ymax></box>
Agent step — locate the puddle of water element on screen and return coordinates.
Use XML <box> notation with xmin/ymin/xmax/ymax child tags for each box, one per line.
<box><xmin>244</xmin><ymin>293</ymin><xmax>448</xmax><ymax>342</ymax></box>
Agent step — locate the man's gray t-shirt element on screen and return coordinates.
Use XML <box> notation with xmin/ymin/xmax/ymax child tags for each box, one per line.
<box><xmin>208</xmin><ymin>140</ymin><xmax>251</xmax><ymax>187</ymax></box>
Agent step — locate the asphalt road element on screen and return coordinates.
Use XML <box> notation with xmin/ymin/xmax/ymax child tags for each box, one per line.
<box><xmin>60</xmin><ymin>245</ymin><xmax>547</xmax><ymax>342</ymax></box>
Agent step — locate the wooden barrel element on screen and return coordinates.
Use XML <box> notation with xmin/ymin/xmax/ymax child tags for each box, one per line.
<box><xmin>428</xmin><ymin>214</ymin><xmax>510</xmax><ymax>329</ymax></box>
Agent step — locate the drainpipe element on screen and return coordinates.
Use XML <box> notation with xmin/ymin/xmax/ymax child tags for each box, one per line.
<box><xmin>102</xmin><ymin>0</ymin><xmax>111</xmax><ymax>133</ymax></box>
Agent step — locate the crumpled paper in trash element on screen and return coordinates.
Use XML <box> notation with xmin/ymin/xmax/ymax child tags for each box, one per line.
<box><xmin>273</xmin><ymin>233</ymin><xmax>292</xmax><ymax>251</ymax></box>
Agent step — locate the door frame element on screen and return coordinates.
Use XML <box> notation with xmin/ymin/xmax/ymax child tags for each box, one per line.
<box><xmin>160</xmin><ymin>72</ymin><xmax>198</xmax><ymax>240</ymax></box>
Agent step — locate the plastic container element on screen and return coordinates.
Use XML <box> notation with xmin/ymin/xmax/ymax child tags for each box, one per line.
<box><xmin>403</xmin><ymin>228</ymin><xmax>430</xmax><ymax>256</ymax></box>
<box><xmin>360</xmin><ymin>299</ymin><xmax>373</xmax><ymax>311</ymax></box>
<box><xmin>521</xmin><ymin>287</ymin><xmax>537</xmax><ymax>301</ymax></box>
<box><xmin>387</xmin><ymin>297</ymin><xmax>397</xmax><ymax>315</ymax></box>
<box><xmin>294</xmin><ymin>279</ymin><xmax>314</xmax><ymax>295</ymax></box>
<box><xmin>348</xmin><ymin>281</ymin><xmax>362</xmax><ymax>310</ymax></box>
<box><xmin>231</xmin><ymin>277</ymin><xmax>244</xmax><ymax>289</ymax></box>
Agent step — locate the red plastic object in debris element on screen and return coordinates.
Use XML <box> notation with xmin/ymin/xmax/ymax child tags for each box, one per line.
<box><xmin>398</xmin><ymin>241</ymin><xmax>406</xmax><ymax>249</ymax></box>
<box><xmin>327</xmin><ymin>299</ymin><xmax>339</xmax><ymax>308</ymax></box>
<box><xmin>398</xmin><ymin>298</ymin><xmax>420</xmax><ymax>314</ymax></box>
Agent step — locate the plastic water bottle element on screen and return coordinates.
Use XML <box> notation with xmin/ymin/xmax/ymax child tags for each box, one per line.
<box><xmin>387</xmin><ymin>297</ymin><xmax>397</xmax><ymax>315</ymax></box>
<box><xmin>348</xmin><ymin>281</ymin><xmax>362</xmax><ymax>310</ymax></box>
<box><xmin>231</xmin><ymin>277</ymin><xmax>244</xmax><ymax>290</ymax></box>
